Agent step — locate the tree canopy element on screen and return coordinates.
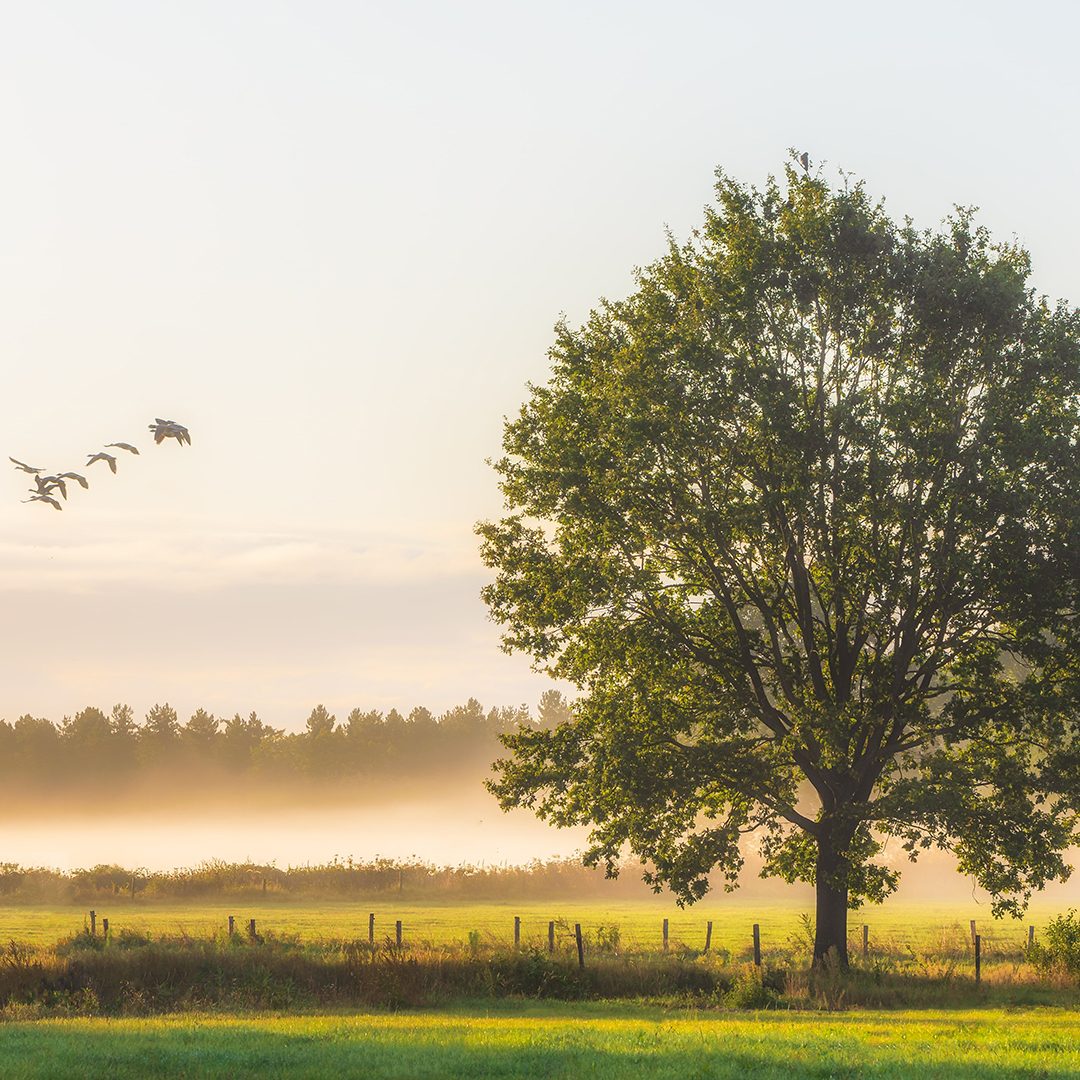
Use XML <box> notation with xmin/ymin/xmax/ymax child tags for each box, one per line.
<box><xmin>0</xmin><ymin>695</ymin><xmax>552</xmax><ymax>792</ymax></box>
<box><xmin>478</xmin><ymin>161</ymin><xmax>1080</xmax><ymax>962</ymax></box>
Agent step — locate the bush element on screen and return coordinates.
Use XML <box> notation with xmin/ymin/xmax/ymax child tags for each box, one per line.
<box><xmin>1029</xmin><ymin>910</ymin><xmax>1080</xmax><ymax>981</ymax></box>
<box><xmin>724</xmin><ymin>966</ymin><xmax>778</xmax><ymax>1010</ymax></box>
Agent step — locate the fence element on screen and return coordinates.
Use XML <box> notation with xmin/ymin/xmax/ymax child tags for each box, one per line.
<box><xmin>73</xmin><ymin>908</ymin><xmax>1033</xmax><ymax>976</ymax></box>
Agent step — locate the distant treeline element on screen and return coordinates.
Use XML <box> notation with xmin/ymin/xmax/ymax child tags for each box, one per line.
<box><xmin>0</xmin><ymin>691</ymin><xmax>571</xmax><ymax>786</ymax></box>
<box><xmin>0</xmin><ymin>855</ymin><xmax>650</xmax><ymax>905</ymax></box>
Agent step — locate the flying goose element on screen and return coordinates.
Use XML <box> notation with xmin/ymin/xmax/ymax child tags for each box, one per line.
<box><xmin>149</xmin><ymin>419</ymin><xmax>191</xmax><ymax>446</ymax></box>
<box><xmin>22</xmin><ymin>493</ymin><xmax>62</xmax><ymax>510</ymax></box>
<box><xmin>86</xmin><ymin>452</ymin><xmax>118</xmax><ymax>473</ymax></box>
<box><xmin>37</xmin><ymin>475</ymin><xmax>67</xmax><ymax>499</ymax></box>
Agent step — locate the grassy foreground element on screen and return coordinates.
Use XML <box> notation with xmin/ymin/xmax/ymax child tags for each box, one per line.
<box><xmin>0</xmin><ymin>1003</ymin><xmax>1077</xmax><ymax>1079</ymax></box>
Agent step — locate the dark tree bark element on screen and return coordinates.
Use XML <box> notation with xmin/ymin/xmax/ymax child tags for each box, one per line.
<box><xmin>814</xmin><ymin>832</ymin><xmax>851</xmax><ymax>966</ymax></box>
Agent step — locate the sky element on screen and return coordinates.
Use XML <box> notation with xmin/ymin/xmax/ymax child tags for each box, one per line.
<box><xmin>2</xmin><ymin>0</ymin><xmax>1080</xmax><ymax>733</ymax></box>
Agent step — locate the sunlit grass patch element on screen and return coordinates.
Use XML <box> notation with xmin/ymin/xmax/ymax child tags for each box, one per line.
<box><xmin>0</xmin><ymin>898</ymin><xmax>1049</xmax><ymax>961</ymax></box>
<box><xmin>0</xmin><ymin>899</ymin><xmax>1076</xmax><ymax>1021</ymax></box>
<box><xmin>1</xmin><ymin>1005</ymin><xmax>1078</xmax><ymax>1079</ymax></box>
<box><xmin>0</xmin><ymin>915</ymin><xmax>1076</xmax><ymax>1019</ymax></box>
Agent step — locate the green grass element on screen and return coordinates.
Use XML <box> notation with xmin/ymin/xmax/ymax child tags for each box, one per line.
<box><xmin>0</xmin><ymin>1003</ymin><xmax>1076</xmax><ymax>1078</ymax></box>
<box><xmin>0</xmin><ymin>901</ymin><xmax>1076</xmax><ymax>1076</ymax></box>
<box><xmin>0</xmin><ymin>899</ymin><xmax>1048</xmax><ymax>960</ymax></box>
<box><xmin>0</xmin><ymin>900</ymin><xmax>1073</xmax><ymax>1019</ymax></box>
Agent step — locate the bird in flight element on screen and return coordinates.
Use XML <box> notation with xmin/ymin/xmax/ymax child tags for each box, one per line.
<box><xmin>86</xmin><ymin>452</ymin><xmax>118</xmax><ymax>474</ymax></box>
<box><xmin>22</xmin><ymin>493</ymin><xmax>62</xmax><ymax>511</ymax></box>
<box><xmin>149</xmin><ymin>419</ymin><xmax>191</xmax><ymax>446</ymax></box>
<box><xmin>37</xmin><ymin>474</ymin><xmax>68</xmax><ymax>500</ymax></box>
<box><xmin>12</xmin><ymin>415</ymin><xmax>192</xmax><ymax>512</ymax></box>
<box><xmin>9</xmin><ymin>457</ymin><xmax>43</xmax><ymax>475</ymax></box>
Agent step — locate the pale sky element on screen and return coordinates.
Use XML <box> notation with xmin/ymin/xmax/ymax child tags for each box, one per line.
<box><xmin>2</xmin><ymin>0</ymin><xmax>1079</xmax><ymax>730</ymax></box>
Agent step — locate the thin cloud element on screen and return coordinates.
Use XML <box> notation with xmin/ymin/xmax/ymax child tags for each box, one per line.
<box><xmin>0</xmin><ymin>520</ymin><xmax>481</xmax><ymax>592</ymax></box>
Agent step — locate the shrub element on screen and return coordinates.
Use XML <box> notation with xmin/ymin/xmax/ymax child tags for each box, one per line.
<box><xmin>1029</xmin><ymin>910</ymin><xmax>1080</xmax><ymax>982</ymax></box>
<box><xmin>724</xmin><ymin>965</ymin><xmax>778</xmax><ymax>1010</ymax></box>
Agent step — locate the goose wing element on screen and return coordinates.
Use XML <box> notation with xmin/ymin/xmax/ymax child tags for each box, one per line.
<box><xmin>22</xmin><ymin>494</ymin><xmax>62</xmax><ymax>510</ymax></box>
<box><xmin>39</xmin><ymin>475</ymin><xmax>67</xmax><ymax>499</ymax></box>
<box><xmin>86</xmin><ymin>452</ymin><xmax>118</xmax><ymax>473</ymax></box>
<box><xmin>149</xmin><ymin>420</ymin><xmax>191</xmax><ymax>446</ymax></box>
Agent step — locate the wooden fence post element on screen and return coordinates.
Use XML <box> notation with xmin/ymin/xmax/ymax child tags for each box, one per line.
<box><xmin>89</xmin><ymin>911</ymin><xmax>96</xmax><ymax>937</ymax></box>
<box><xmin>663</xmin><ymin>918</ymin><xmax>669</xmax><ymax>952</ymax></box>
<box><xmin>705</xmin><ymin>921</ymin><xmax>712</xmax><ymax>952</ymax></box>
<box><xmin>862</xmin><ymin>924</ymin><xmax>869</xmax><ymax>957</ymax></box>
<box><xmin>102</xmin><ymin>918</ymin><xmax>108</xmax><ymax>939</ymax></box>
<box><xmin>753</xmin><ymin>924</ymin><xmax>761</xmax><ymax>967</ymax></box>
<box><xmin>575</xmin><ymin>923</ymin><xmax>584</xmax><ymax>969</ymax></box>
<box><xmin>396</xmin><ymin>920</ymin><xmax>402</xmax><ymax>947</ymax></box>
<box><xmin>975</xmin><ymin>934</ymin><xmax>981</xmax><ymax>986</ymax></box>
<box><xmin>1028</xmin><ymin>925</ymin><xmax>1035</xmax><ymax>950</ymax></box>
<box><xmin>548</xmin><ymin>921</ymin><xmax>555</xmax><ymax>953</ymax></box>
<box><xmin>514</xmin><ymin>916</ymin><xmax>520</xmax><ymax>948</ymax></box>
<box><xmin>131</xmin><ymin>874</ymin><xmax>136</xmax><ymax>900</ymax></box>
<box><xmin>970</xmin><ymin>919</ymin><xmax>977</xmax><ymax>945</ymax></box>
<box><xmin>369</xmin><ymin>913</ymin><xmax>375</xmax><ymax>945</ymax></box>
<box><xmin>249</xmin><ymin>919</ymin><xmax>256</xmax><ymax>940</ymax></box>
<box><xmin>228</xmin><ymin>916</ymin><xmax>234</xmax><ymax>936</ymax></box>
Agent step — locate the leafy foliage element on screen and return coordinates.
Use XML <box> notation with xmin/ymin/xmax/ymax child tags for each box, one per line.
<box><xmin>1028</xmin><ymin>909</ymin><xmax>1080</xmax><ymax>981</ymax></box>
<box><xmin>724</xmin><ymin>966</ymin><xmax>780</xmax><ymax>1010</ymax></box>
<box><xmin>479</xmin><ymin>160</ymin><xmax>1080</xmax><ymax>961</ymax></box>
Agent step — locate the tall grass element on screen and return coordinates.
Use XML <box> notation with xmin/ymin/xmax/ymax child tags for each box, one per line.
<box><xmin>0</xmin><ymin>914</ymin><xmax>1077</xmax><ymax>1019</ymax></box>
<box><xmin>0</xmin><ymin>927</ymin><xmax>727</xmax><ymax>1018</ymax></box>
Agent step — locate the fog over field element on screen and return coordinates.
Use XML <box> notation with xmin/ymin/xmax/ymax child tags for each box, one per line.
<box><xmin>2</xmin><ymin>779</ymin><xmax>583</xmax><ymax>874</ymax></box>
<box><xmin>3</xmin><ymin>772</ymin><xmax>1077</xmax><ymax>912</ymax></box>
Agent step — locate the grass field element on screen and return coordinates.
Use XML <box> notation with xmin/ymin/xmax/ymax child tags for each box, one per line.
<box><xmin>0</xmin><ymin>898</ymin><xmax>1049</xmax><ymax>960</ymax></box>
<box><xmin>0</xmin><ymin>1003</ymin><xmax>1076</xmax><ymax>1079</ymax></box>
<box><xmin>0</xmin><ymin>897</ymin><xmax>1067</xmax><ymax>1018</ymax></box>
<box><xmin>0</xmin><ymin>901</ymin><xmax>1077</xmax><ymax>1076</ymax></box>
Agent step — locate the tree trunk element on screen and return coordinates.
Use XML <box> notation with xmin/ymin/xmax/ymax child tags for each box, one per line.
<box><xmin>813</xmin><ymin>833</ymin><xmax>849</xmax><ymax>966</ymax></box>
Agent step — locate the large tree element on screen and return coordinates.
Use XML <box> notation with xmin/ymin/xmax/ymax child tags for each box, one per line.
<box><xmin>478</xmin><ymin>162</ymin><xmax>1080</xmax><ymax>963</ymax></box>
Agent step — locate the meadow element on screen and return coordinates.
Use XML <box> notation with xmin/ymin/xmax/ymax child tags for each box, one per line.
<box><xmin>0</xmin><ymin>898</ymin><xmax>1073</xmax><ymax>1014</ymax></box>
<box><xmin>0</xmin><ymin>897</ymin><xmax>1049</xmax><ymax>961</ymax></box>
<box><xmin>0</xmin><ymin>897</ymin><xmax>1076</xmax><ymax>1077</ymax></box>
<box><xmin>0</xmin><ymin>1004</ymin><xmax>1078</xmax><ymax>1079</ymax></box>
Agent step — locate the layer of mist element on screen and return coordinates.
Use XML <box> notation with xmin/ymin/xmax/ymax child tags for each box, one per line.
<box><xmin>3</xmin><ymin>775</ymin><xmax>1078</xmax><ymax>911</ymax></box>
<box><xmin>0</xmin><ymin>778</ymin><xmax>582</xmax><ymax>874</ymax></box>
<box><xmin>1</xmin><ymin>694</ymin><xmax>1076</xmax><ymax>910</ymax></box>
